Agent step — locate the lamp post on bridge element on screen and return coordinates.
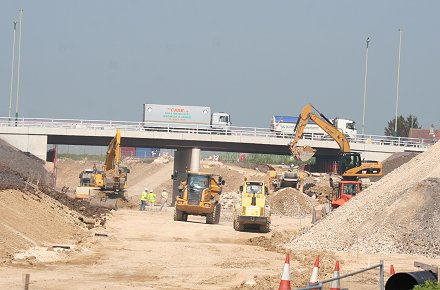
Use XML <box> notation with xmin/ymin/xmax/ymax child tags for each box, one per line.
<box><xmin>362</xmin><ymin>37</ymin><xmax>370</xmax><ymax>136</ymax></box>
<box><xmin>394</xmin><ymin>29</ymin><xmax>403</xmax><ymax>137</ymax></box>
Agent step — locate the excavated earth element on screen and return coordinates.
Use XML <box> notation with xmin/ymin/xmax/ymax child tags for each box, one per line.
<box><xmin>0</xmin><ymin>140</ymin><xmax>110</xmax><ymax>264</ymax></box>
<box><xmin>288</xmin><ymin>141</ymin><xmax>440</xmax><ymax>258</ymax></box>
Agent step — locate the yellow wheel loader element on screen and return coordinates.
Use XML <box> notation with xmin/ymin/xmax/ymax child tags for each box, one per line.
<box><xmin>233</xmin><ymin>180</ymin><xmax>271</xmax><ymax>233</ymax></box>
<box><xmin>172</xmin><ymin>171</ymin><xmax>225</xmax><ymax>224</ymax></box>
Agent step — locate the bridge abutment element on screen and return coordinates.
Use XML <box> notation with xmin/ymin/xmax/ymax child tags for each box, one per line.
<box><xmin>0</xmin><ymin>134</ymin><xmax>48</xmax><ymax>161</ymax></box>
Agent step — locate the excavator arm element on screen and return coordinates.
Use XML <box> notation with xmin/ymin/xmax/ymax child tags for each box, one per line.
<box><xmin>104</xmin><ymin>129</ymin><xmax>121</xmax><ymax>173</ymax></box>
<box><xmin>289</xmin><ymin>104</ymin><xmax>350</xmax><ymax>160</ymax></box>
<box><xmin>289</xmin><ymin>103</ymin><xmax>382</xmax><ymax>178</ymax></box>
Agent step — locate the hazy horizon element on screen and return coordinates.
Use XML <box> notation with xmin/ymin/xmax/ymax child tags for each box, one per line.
<box><xmin>1</xmin><ymin>1</ymin><xmax>439</xmax><ymax>135</ymax></box>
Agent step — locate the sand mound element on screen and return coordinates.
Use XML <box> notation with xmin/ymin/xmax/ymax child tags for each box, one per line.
<box><xmin>269</xmin><ymin>188</ymin><xmax>317</xmax><ymax>217</ymax></box>
<box><xmin>288</xmin><ymin>141</ymin><xmax>440</xmax><ymax>258</ymax></box>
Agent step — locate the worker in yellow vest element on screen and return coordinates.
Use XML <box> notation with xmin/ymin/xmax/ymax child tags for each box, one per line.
<box><xmin>148</xmin><ymin>189</ymin><xmax>156</xmax><ymax>211</ymax></box>
<box><xmin>140</xmin><ymin>188</ymin><xmax>148</xmax><ymax>211</ymax></box>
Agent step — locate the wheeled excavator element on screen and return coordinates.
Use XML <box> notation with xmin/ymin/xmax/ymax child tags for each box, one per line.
<box><xmin>289</xmin><ymin>103</ymin><xmax>383</xmax><ymax>207</ymax></box>
<box><xmin>75</xmin><ymin>129</ymin><xmax>130</xmax><ymax>202</ymax></box>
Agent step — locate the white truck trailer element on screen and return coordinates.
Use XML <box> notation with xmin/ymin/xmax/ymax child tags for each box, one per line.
<box><xmin>143</xmin><ymin>104</ymin><xmax>231</xmax><ymax>131</ymax></box>
<box><xmin>270</xmin><ymin>115</ymin><xmax>357</xmax><ymax>139</ymax></box>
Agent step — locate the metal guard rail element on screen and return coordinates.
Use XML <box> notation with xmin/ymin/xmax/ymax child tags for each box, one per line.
<box><xmin>0</xmin><ymin>117</ymin><xmax>433</xmax><ymax>149</ymax></box>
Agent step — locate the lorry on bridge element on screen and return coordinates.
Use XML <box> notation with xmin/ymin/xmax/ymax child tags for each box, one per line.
<box><xmin>143</xmin><ymin>104</ymin><xmax>231</xmax><ymax>132</ymax></box>
<box><xmin>270</xmin><ymin>115</ymin><xmax>357</xmax><ymax>139</ymax></box>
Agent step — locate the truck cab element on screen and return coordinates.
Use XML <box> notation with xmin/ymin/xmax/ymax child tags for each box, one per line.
<box><xmin>211</xmin><ymin>112</ymin><xmax>231</xmax><ymax>131</ymax></box>
<box><xmin>332</xmin><ymin>118</ymin><xmax>357</xmax><ymax>139</ymax></box>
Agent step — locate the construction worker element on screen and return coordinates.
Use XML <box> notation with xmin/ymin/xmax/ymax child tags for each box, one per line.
<box><xmin>140</xmin><ymin>188</ymin><xmax>148</xmax><ymax>211</ymax></box>
<box><xmin>148</xmin><ymin>189</ymin><xmax>156</xmax><ymax>211</ymax></box>
<box><xmin>160</xmin><ymin>188</ymin><xmax>168</xmax><ymax>212</ymax></box>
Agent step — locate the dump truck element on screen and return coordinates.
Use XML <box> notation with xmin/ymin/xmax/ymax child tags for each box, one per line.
<box><xmin>143</xmin><ymin>103</ymin><xmax>231</xmax><ymax>131</ymax></box>
<box><xmin>267</xmin><ymin>164</ymin><xmax>304</xmax><ymax>192</ymax></box>
<box><xmin>172</xmin><ymin>171</ymin><xmax>225</xmax><ymax>224</ymax></box>
<box><xmin>233</xmin><ymin>180</ymin><xmax>271</xmax><ymax>233</ymax></box>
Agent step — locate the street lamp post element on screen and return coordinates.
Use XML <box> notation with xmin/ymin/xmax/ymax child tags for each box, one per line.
<box><xmin>8</xmin><ymin>21</ymin><xmax>17</xmax><ymax>122</ymax></box>
<box><xmin>394</xmin><ymin>29</ymin><xmax>403</xmax><ymax>136</ymax></box>
<box><xmin>15</xmin><ymin>9</ymin><xmax>23</xmax><ymax>122</ymax></box>
<box><xmin>362</xmin><ymin>37</ymin><xmax>370</xmax><ymax>135</ymax></box>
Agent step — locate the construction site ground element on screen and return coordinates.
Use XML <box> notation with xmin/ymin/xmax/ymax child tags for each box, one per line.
<box><xmin>1</xmin><ymin>141</ymin><xmax>438</xmax><ymax>289</ymax></box>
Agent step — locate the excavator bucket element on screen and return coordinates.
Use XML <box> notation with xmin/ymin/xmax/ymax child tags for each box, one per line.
<box><xmin>293</xmin><ymin>146</ymin><xmax>316</xmax><ymax>162</ymax></box>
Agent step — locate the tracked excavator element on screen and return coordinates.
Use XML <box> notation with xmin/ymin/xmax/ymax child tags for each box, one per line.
<box><xmin>75</xmin><ymin>129</ymin><xmax>130</xmax><ymax>207</ymax></box>
<box><xmin>289</xmin><ymin>103</ymin><xmax>382</xmax><ymax>207</ymax></box>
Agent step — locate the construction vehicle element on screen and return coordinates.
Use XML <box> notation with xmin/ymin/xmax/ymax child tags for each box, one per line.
<box><xmin>289</xmin><ymin>103</ymin><xmax>382</xmax><ymax>178</ymax></box>
<box><xmin>330</xmin><ymin>179</ymin><xmax>361</xmax><ymax>208</ymax></box>
<box><xmin>75</xmin><ymin>129</ymin><xmax>130</xmax><ymax>200</ymax></box>
<box><xmin>172</xmin><ymin>171</ymin><xmax>224</xmax><ymax>224</ymax></box>
<box><xmin>267</xmin><ymin>164</ymin><xmax>303</xmax><ymax>192</ymax></box>
<box><xmin>289</xmin><ymin>104</ymin><xmax>382</xmax><ymax>207</ymax></box>
<box><xmin>233</xmin><ymin>180</ymin><xmax>271</xmax><ymax>232</ymax></box>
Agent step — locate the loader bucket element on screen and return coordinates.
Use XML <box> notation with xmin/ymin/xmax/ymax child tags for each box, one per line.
<box><xmin>294</xmin><ymin>146</ymin><xmax>316</xmax><ymax>162</ymax></box>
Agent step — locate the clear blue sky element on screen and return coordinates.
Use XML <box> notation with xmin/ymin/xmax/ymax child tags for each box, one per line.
<box><xmin>1</xmin><ymin>1</ymin><xmax>439</xmax><ymax>135</ymax></box>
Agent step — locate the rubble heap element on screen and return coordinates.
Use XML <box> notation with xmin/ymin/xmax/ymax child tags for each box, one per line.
<box><xmin>288</xmin><ymin>141</ymin><xmax>440</xmax><ymax>258</ymax></box>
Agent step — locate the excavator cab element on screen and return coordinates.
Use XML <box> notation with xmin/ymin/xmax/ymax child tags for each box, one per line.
<box><xmin>337</xmin><ymin>153</ymin><xmax>362</xmax><ymax>175</ymax></box>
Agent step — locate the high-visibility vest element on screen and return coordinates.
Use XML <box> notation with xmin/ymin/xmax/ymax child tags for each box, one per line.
<box><xmin>148</xmin><ymin>192</ymin><xmax>156</xmax><ymax>202</ymax></box>
<box><xmin>140</xmin><ymin>191</ymin><xmax>148</xmax><ymax>201</ymax></box>
<box><xmin>161</xmin><ymin>191</ymin><xmax>168</xmax><ymax>199</ymax></box>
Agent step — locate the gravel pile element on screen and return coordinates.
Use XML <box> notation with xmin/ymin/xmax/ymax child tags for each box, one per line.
<box><xmin>220</xmin><ymin>191</ymin><xmax>241</xmax><ymax>209</ymax></box>
<box><xmin>288</xmin><ymin>141</ymin><xmax>440</xmax><ymax>258</ymax></box>
<box><xmin>269</xmin><ymin>188</ymin><xmax>317</xmax><ymax>217</ymax></box>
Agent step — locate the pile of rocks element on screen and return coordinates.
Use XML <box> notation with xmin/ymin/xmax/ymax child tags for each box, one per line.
<box><xmin>269</xmin><ymin>188</ymin><xmax>317</xmax><ymax>217</ymax></box>
<box><xmin>220</xmin><ymin>191</ymin><xmax>240</xmax><ymax>209</ymax></box>
<box><xmin>288</xmin><ymin>141</ymin><xmax>440</xmax><ymax>258</ymax></box>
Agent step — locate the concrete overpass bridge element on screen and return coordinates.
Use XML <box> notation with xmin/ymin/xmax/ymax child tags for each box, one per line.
<box><xmin>1</xmin><ymin>117</ymin><xmax>432</xmax><ymax>201</ymax></box>
<box><xmin>0</xmin><ymin>117</ymin><xmax>431</xmax><ymax>162</ymax></box>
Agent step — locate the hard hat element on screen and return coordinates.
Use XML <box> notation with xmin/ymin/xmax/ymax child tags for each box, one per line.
<box><xmin>150</xmin><ymin>190</ymin><xmax>153</xmax><ymax>192</ymax></box>
<box><xmin>144</xmin><ymin>188</ymin><xmax>148</xmax><ymax>191</ymax></box>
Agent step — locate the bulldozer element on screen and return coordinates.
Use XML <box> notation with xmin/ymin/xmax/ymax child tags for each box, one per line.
<box><xmin>172</xmin><ymin>171</ymin><xmax>224</xmax><ymax>224</ymax></box>
<box><xmin>75</xmin><ymin>129</ymin><xmax>130</xmax><ymax>207</ymax></box>
<box><xmin>233</xmin><ymin>180</ymin><xmax>271</xmax><ymax>233</ymax></box>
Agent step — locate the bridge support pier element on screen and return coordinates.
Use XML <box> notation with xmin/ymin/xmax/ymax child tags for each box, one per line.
<box><xmin>172</xmin><ymin>148</ymin><xmax>200</xmax><ymax>206</ymax></box>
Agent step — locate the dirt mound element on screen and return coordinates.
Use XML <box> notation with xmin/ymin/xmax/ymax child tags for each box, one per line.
<box><xmin>269</xmin><ymin>188</ymin><xmax>317</xmax><ymax>217</ymax></box>
<box><xmin>0</xmin><ymin>139</ymin><xmax>50</xmax><ymax>191</ymax></box>
<box><xmin>0</xmin><ymin>189</ymin><xmax>89</xmax><ymax>264</ymax></box>
<box><xmin>289</xmin><ymin>141</ymin><xmax>440</xmax><ymax>258</ymax></box>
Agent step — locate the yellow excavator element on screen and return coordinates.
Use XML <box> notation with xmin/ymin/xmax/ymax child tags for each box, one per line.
<box><xmin>75</xmin><ymin>129</ymin><xmax>130</xmax><ymax>200</ymax></box>
<box><xmin>289</xmin><ymin>103</ymin><xmax>382</xmax><ymax>179</ymax></box>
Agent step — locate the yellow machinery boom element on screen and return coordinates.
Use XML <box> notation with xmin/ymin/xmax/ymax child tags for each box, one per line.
<box><xmin>289</xmin><ymin>104</ymin><xmax>382</xmax><ymax>179</ymax></box>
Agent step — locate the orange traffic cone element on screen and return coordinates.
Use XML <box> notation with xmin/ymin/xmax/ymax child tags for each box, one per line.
<box><xmin>279</xmin><ymin>254</ymin><xmax>291</xmax><ymax>290</ymax></box>
<box><xmin>390</xmin><ymin>264</ymin><xmax>395</xmax><ymax>276</ymax></box>
<box><xmin>330</xmin><ymin>261</ymin><xmax>341</xmax><ymax>290</ymax></box>
<box><xmin>308</xmin><ymin>255</ymin><xmax>320</xmax><ymax>288</ymax></box>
